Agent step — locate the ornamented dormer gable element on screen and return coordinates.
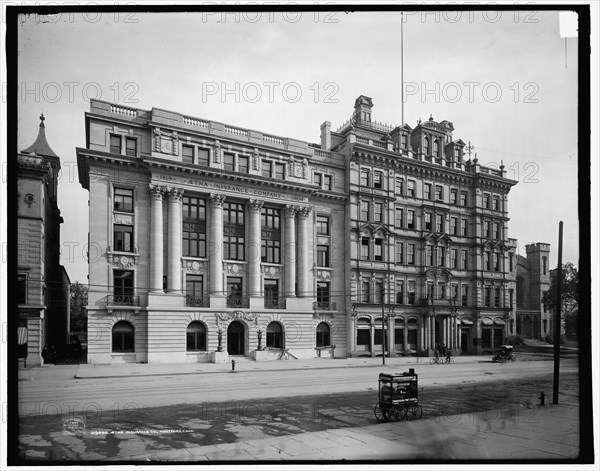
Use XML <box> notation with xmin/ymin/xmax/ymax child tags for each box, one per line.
<box><xmin>422</xmin><ymin>232</ymin><xmax>454</xmax><ymax>245</ymax></box>
<box><xmin>410</xmin><ymin>115</ymin><xmax>447</xmax><ymax>158</ymax></box>
<box><xmin>445</xmin><ymin>138</ymin><xmax>466</xmax><ymax>163</ymax></box>
<box><xmin>358</xmin><ymin>223</ymin><xmax>392</xmax><ymax>238</ymax></box>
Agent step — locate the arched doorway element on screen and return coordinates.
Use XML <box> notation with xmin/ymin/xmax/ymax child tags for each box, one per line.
<box><xmin>227</xmin><ymin>321</ymin><xmax>245</xmax><ymax>355</ymax></box>
<box><xmin>523</xmin><ymin>315</ymin><xmax>533</xmax><ymax>339</ymax></box>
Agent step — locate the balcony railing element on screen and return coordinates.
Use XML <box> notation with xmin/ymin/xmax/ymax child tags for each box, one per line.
<box><xmin>185</xmin><ymin>295</ymin><xmax>209</xmax><ymax>307</ymax></box>
<box><xmin>227</xmin><ymin>295</ymin><xmax>249</xmax><ymax>308</ymax></box>
<box><xmin>313</xmin><ymin>301</ymin><xmax>337</xmax><ymax>311</ymax></box>
<box><xmin>264</xmin><ymin>297</ymin><xmax>286</xmax><ymax>309</ymax></box>
<box><xmin>107</xmin><ymin>295</ymin><xmax>140</xmax><ymax>306</ymax></box>
<box><xmin>417</xmin><ymin>298</ymin><xmax>457</xmax><ymax>307</ymax></box>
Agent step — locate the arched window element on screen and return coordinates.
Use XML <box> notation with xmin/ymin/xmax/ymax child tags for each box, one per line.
<box><xmin>424</xmin><ymin>137</ymin><xmax>430</xmax><ymax>155</ymax></box>
<box><xmin>316</xmin><ymin>322</ymin><xmax>330</xmax><ymax>347</ymax></box>
<box><xmin>112</xmin><ymin>321</ymin><xmax>134</xmax><ymax>353</ymax></box>
<box><xmin>266</xmin><ymin>322</ymin><xmax>284</xmax><ymax>348</ymax></box>
<box><xmin>187</xmin><ymin>321</ymin><xmax>207</xmax><ymax>351</ymax></box>
<box><xmin>433</xmin><ymin>139</ymin><xmax>440</xmax><ymax>157</ymax></box>
<box><xmin>356</xmin><ymin>318</ymin><xmax>371</xmax><ymax>352</ymax></box>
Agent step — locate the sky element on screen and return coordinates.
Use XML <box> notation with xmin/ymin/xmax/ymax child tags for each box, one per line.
<box><xmin>11</xmin><ymin>6</ymin><xmax>583</xmax><ymax>284</ymax></box>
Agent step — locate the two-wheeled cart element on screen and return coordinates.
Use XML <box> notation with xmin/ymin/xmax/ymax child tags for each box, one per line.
<box><xmin>374</xmin><ymin>369</ymin><xmax>422</xmax><ymax>422</ymax></box>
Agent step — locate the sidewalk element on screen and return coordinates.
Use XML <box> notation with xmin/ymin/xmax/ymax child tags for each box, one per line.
<box><xmin>119</xmin><ymin>400</ymin><xmax>579</xmax><ymax>461</ymax></box>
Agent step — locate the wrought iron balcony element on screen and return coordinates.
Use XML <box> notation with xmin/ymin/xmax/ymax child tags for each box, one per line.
<box><xmin>227</xmin><ymin>295</ymin><xmax>249</xmax><ymax>308</ymax></box>
<box><xmin>313</xmin><ymin>301</ymin><xmax>337</xmax><ymax>311</ymax></box>
<box><xmin>264</xmin><ymin>297</ymin><xmax>286</xmax><ymax>309</ymax></box>
<box><xmin>417</xmin><ymin>298</ymin><xmax>456</xmax><ymax>307</ymax></box>
<box><xmin>185</xmin><ymin>295</ymin><xmax>209</xmax><ymax>307</ymax></box>
<box><xmin>107</xmin><ymin>295</ymin><xmax>140</xmax><ymax>306</ymax></box>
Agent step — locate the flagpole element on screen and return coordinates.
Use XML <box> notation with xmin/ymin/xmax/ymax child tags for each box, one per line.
<box><xmin>401</xmin><ymin>12</ymin><xmax>404</xmax><ymax>125</ymax></box>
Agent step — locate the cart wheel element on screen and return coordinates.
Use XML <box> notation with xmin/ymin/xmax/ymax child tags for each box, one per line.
<box><xmin>406</xmin><ymin>404</ymin><xmax>423</xmax><ymax>421</ymax></box>
<box><xmin>429</xmin><ymin>358</ymin><xmax>436</xmax><ymax>365</ymax></box>
<box><xmin>389</xmin><ymin>406</ymin><xmax>406</xmax><ymax>422</ymax></box>
<box><xmin>374</xmin><ymin>403</ymin><xmax>388</xmax><ymax>423</ymax></box>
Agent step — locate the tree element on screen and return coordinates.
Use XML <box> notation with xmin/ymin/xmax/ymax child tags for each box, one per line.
<box><xmin>542</xmin><ymin>262</ymin><xmax>579</xmax><ymax>336</ymax></box>
<box><xmin>70</xmin><ymin>281</ymin><xmax>88</xmax><ymax>333</ymax></box>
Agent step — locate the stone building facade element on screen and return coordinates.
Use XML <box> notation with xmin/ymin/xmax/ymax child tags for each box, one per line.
<box><xmin>18</xmin><ymin>115</ymin><xmax>70</xmax><ymax>366</ymax></box>
<box><xmin>77</xmin><ymin>100</ymin><xmax>347</xmax><ymax>364</ymax></box>
<box><xmin>77</xmin><ymin>95</ymin><xmax>521</xmax><ymax>363</ymax></box>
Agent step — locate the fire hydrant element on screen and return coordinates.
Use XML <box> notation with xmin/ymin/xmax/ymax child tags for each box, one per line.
<box><xmin>231</xmin><ymin>359</ymin><xmax>236</xmax><ymax>371</ymax></box>
<box><xmin>539</xmin><ymin>391</ymin><xmax>545</xmax><ymax>406</ymax></box>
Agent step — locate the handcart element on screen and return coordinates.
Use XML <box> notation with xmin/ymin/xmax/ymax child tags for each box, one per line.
<box><xmin>374</xmin><ymin>369</ymin><xmax>422</xmax><ymax>422</ymax></box>
<box><xmin>491</xmin><ymin>345</ymin><xmax>517</xmax><ymax>363</ymax></box>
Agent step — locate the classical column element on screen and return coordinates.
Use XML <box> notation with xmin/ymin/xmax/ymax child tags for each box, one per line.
<box><xmin>403</xmin><ymin>319</ymin><xmax>408</xmax><ymax>352</ymax></box>
<box><xmin>149</xmin><ymin>185</ymin><xmax>164</xmax><ymax>292</ymax></box>
<box><xmin>430</xmin><ymin>313</ymin><xmax>436</xmax><ymax>349</ymax></box>
<box><xmin>296</xmin><ymin>206</ymin><xmax>311</xmax><ymax>297</ymax></box>
<box><xmin>166</xmin><ymin>188</ymin><xmax>184</xmax><ymax>293</ymax></box>
<box><xmin>247</xmin><ymin>199</ymin><xmax>264</xmax><ymax>297</ymax></box>
<box><xmin>208</xmin><ymin>193</ymin><xmax>226</xmax><ymax>296</ymax></box>
<box><xmin>283</xmin><ymin>205</ymin><xmax>297</xmax><ymax>298</ymax></box>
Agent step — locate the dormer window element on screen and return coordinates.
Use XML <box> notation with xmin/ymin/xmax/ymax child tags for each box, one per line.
<box><xmin>433</xmin><ymin>139</ymin><xmax>440</xmax><ymax>157</ymax></box>
<box><xmin>424</xmin><ymin>137</ymin><xmax>430</xmax><ymax>155</ymax></box>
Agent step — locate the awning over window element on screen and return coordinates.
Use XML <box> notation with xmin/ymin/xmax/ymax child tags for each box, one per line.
<box><xmin>493</xmin><ymin>318</ymin><xmax>506</xmax><ymax>325</ymax></box>
<box><xmin>481</xmin><ymin>318</ymin><xmax>493</xmax><ymax>325</ymax></box>
<box><xmin>460</xmin><ymin>318</ymin><xmax>473</xmax><ymax>325</ymax></box>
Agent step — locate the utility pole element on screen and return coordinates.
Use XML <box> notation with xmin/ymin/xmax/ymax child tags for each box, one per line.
<box><xmin>381</xmin><ymin>286</ymin><xmax>386</xmax><ymax>365</ymax></box>
<box><xmin>553</xmin><ymin>221</ymin><xmax>563</xmax><ymax>404</ymax></box>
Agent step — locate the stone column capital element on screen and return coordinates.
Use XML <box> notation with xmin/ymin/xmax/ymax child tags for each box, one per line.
<box><xmin>209</xmin><ymin>193</ymin><xmax>226</xmax><ymax>207</ymax></box>
<box><xmin>148</xmin><ymin>184</ymin><xmax>164</xmax><ymax>201</ymax></box>
<box><xmin>166</xmin><ymin>187</ymin><xmax>184</xmax><ymax>201</ymax></box>
<box><xmin>283</xmin><ymin>204</ymin><xmax>297</xmax><ymax>217</ymax></box>
<box><xmin>296</xmin><ymin>206</ymin><xmax>312</xmax><ymax>218</ymax></box>
<box><xmin>247</xmin><ymin>199</ymin><xmax>264</xmax><ymax>212</ymax></box>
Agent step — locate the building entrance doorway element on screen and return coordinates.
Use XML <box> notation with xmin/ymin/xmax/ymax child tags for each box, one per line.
<box><xmin>461</xmin><ymin>329</ymin><xmax>469</xmax><ymax>353</ymax></box>
<box><xmin>227</xmin><ymin>321</ymin><xmax>245</xmax><ymax>355</ymax></box>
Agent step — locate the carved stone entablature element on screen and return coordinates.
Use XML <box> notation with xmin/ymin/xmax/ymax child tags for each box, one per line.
<box><xmin>209</xmin><ymin>193</ymin><xmax>226</xmax><ymax>207</ymax></box>
<box><xmin>154</xmin><ymin>128</ymin><xmax>179</xmax><ymax>156</ymax></box>
<box><xmin>261</xmin><ymin>265</ymin><xmax>282</xmax><ymax>278</ymax></box>
<box><xmin>184</xmin><ymin>259</ymin><xmax>208</xmax><ymax>274</ymax></box>
<box><xmin>216</xmin><ymin>311</ymin><xmax>258</xmax><ymax>326</ymax></box>
<box><xmin>315</xmin><ymin>269</ymin><xmax>332</xmax><ymax>281</ymax></box>
<box><xmin>166</xmin><ymin>187</ymin><xmax>184</xmax><ymax>201</ymax></box>
<box><xmin>252</xmin><ymin>148</ymin><xmax>260</xmax><ymax>170</ymax></box>
<box><xmin>213</xmin><ymin>140</ymin><xmax>221</xmax><ymax>163</ymax></box>
<box><xmin>424</xmin><ymin>268</ymin><xmax>453</xmax><ymax>280</ymax></box>
<box><xmin>248</xmin><ymin>199</ymin><xmax>264</xmax><ymax>212</ymax></box>
<box><xmin>107</xmin><ymin>249</ymin><xmax>140</xmax><ymax>268</ymax></box>
<box><xmin>224</xmin><ymin>262</ymin><xmax>246</xmax><ymax>276</ymax></box>
<box><xmin>148</xmin><ymin>184</ymin><xmax>164</xmax><ymax>201</ymax></box>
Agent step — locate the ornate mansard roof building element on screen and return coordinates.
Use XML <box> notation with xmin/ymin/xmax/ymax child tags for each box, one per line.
<box><xmin>77</xmin><ymin>95</ymin><xmax>521</xmax><ymax>364</ymax></box>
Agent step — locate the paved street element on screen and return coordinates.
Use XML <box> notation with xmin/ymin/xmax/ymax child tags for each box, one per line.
<box><xmin>16</xmin><ymin>355</ymin><xmax>583</xmax><ymax>462</ymax></box>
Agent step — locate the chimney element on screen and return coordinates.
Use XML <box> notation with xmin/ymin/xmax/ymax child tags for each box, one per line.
<box><xmin>320</xmin><ymin>121</ymin><xmax>331</xmax><ymax>151</ymax></box>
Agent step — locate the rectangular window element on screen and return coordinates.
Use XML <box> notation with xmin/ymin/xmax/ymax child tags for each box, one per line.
<box><xmin>408</xmin><ymin>280</ymin><xmax>416</xmax><ymax>304</ymax></box>
<box><xmin>223</xmin><ymin>202</ymin><xmax>245</xmax><ymax>225</ymax></box>
<box><xmin>461</xmin><ymin>249</ymin><xmax>468</xmax><ymax>269</ymax></box>
<box><xmin>323</xmin><ymin>174</ymin><xmax>332</xmax><ymax>190</ymax></box>
<box><xmin>484</xmin><ymin>221</ymin><xmax>490</xmax><ymax>238</ymax></box>
<box><xmin>509</xmin><ymin>289</ymin><xmax>514</xmax><ymax>308</ymax></box>
<box><xmin>426</xmin><ymin>245</ymin><xmax>433</xmax><ymax>266</ymax></box>
<box><xmin>396</xmin><ymin>280</ymin><xmax>404</xmax><ymax>304</ymax></box>
<box><xmin>183</xmin><ymin>230</ymin><xmax>206</xmax><ymax>258</ymax></box>
<box><xmin>395</xmin><ymin>242</ymin><xmax>404</xmax><ymax>264</ymax></box>
<box><xmin>183</xmin><ymin>197</ymin><xmax>207</xmax><ymax>221</ymax></box>
<box><xmin>361</xmin><ymin>279</ymin><xmax>370</xmax><ymax>303</ymax></box>
<box><xmin>395</xmin><ymin>208</ymin><xmax>404</xmax><ymax>228</ymax></box>
<box><xmin>114</xmin><ymin>188</ymin><xmax>133</xmax><ymax>213</ymax></box>
<box><xmin>452</xmin><ymin>284</ymin><xmax>459</xmax><ymax>302</ymax></box>
<box><xmin>110</xmin><ymin>134</ymin><xmax>121</xmax><ymax>154</ymax></box>
<box><xmin>360</xmin><ymin>201</ymin><xmax>369</xmax><ymax>221</ymax></box>
<box><xmin>435</xmin><ymin>185</ymin><xmax>443</xmax><ymax>201</ymax></box>
<box><xmin>407</xmin><ymin>180</ymin><xmax>415</xmax><ymax>197</ymax></box>
<box><xmin>437</xmin><ymin>246</ymin><xmax>445</xmax><ymax>267</ymax></box>
<box><xmin>223</xmin><ymin>153</ymin><xmax>235</xmax><ymax>171</ymax></box>
<box><xmin>451</xmin><ymin>248</ymin><xmax>458</xmax><ymax>269</ymax></box>
<box><xmin>424</xmin><ymin>183</ymin><xmax>432</xmax><ymax>200</ymax></box>
<box><xmin>483</xmin><ymin>193</ymin><xmax>490</xmax><ymax>209</ymax></box>
<box><xmin>238</xmin><ymin>155</ymin><xmax>249</xmax><ymax>174</ymax></box>
<box><xmin>274</xmin><ymin>163</ymin><xmax>285</xmax><ymax>180</ymax></box>
<box><xmin>227</xmin><ymin>277</ymin><xmax>243</xmax><ymax>303</ymax></box>
<box><xmin>262</xmin><ymin>160</ymin><xmax>272</xmax><ymax>178</ymax></box>
<box><xmin>407</xmin><ymin>244</ymin><xmax>415</xmax><ymax>265</ymax></box>
<box><xmin>262</xmin><ymin>207</ymin><xmax>280</xmax><ymax>229</ymax></box>
<box><xmin>261</xmin><ymin>239</ymin><xmax>281</xmax><ymax>263</ymax></box>
<box><xmin>484</xmin><ymin>251</ymin><xmax>491</xmax><ymax>271</ymax></box>
<box><xmin>450</xmin><ymin>189</ymin><xmax>458</xmax><ymax>204</ymax></box>
<box><xmin>461</xmin><ymin>285</ymin><xmax>469</xmax><ymax>306</ymax></box>
<box><xmin>485</xmin><ymin>287</ymin><xmax>491</xmax><ymax>307</ymax></box>
<box><xmin>186</xmin><ymin>275</ymin><xmax>204</xmax><ymax>302</ymax></box>
<box><xmin>461</xmin><ymin>218</ymin><xmax>468</xmax><ymax>236</ymax></box>
<box><xmin>494</xmin><ymin>223</ymin><xmax>501</xmax><ymax>240</ymax></box>
<box><xmin>374</xmin><ymin>280</ymin><xmax>384</xmax><ymax>304</ymax></box>
<box><xmin>460</xmin><ymin>191</ymin><xmax>467</xmax><ymax>206</ymax></box>
<box><xmin>374</xmin><ymin>239</ymin><xmax>383</xmax><ymax>261</ymax></box>
<box><xmin>360</xmin><ymin>169</ymin><xmax>370</xmax><ymax>187</ymax></box>
<box><xmin>317</xmin><ymin>245</ymin><xmax>330</xmax><ymax>267</ymax></box>
<box><xmin>509</xmin><ymin>253</ymin><xmax>514</xmax><ymax>271</ymax></box>
<box><xmin>224</xmin><ymin>236</ymin><xmax>245</xmax><ymax>261</ymax></box>
<box><xmin>113</xmin><ymin>270</ymin><xmax>134</xmax><ymax>302</ymax></box>
<box><xmin>182</xmin><ymin>144</ymin><xmax>194</xmax><ymax>164</ymax></box>
<box><xmin>125</xmin><ymin>137</ymin><xmax>137</xmax><ymax>157</ymax></box>
<box><xmin>450</xmin><ymin>217</ymin><xmax>457</xmax><ymax>235</ymax></box>
<box><xmin>314</xmin><ymin>173</ymin><xmax>322</xmax><ymax>187</ymax></box>
<box><xmin>317</xmin><ymin>282</ymin><xmax>330</xmax><ymax>305</ymax></box>
<box><xmin>424</xmin><ymin>212</ymin><xmax>432</xmax><ymax>231</ymax></box>
<box><xmin>373</xmin><ymin>202</ymin><xmax>383</xmax><ymax>223</ymax></box>
<box><xmin>361</xmin><ymin>237</ymin><xmax>370</xmax><ymax>260</ymax></box>
<box><xmin>114</xmin><ymin>224</ymin><xmax>134</xmax><ymax>252</ymax></box>
<box><xmin>316</xmin><ymin>215</ymin><xmax>329</xmax><ymax>235</ymax></box>
<box><xmin>395</xmin><ymin>178</ymin><xmax>403</xmax><ymax>195</ymax></box>
<box><xmin>264</xmin><ymin>279</ymin><xmax>279</xmax><ymax>306</ymax></box>
<box><xmin>17</xmin><ymin>274</ymin><xmax>27</xmax><ymax>304</ymax></box>
<box><xmin>426</xmin><ymin>282</ymin><xmax>434</xmax><ymax>299</ymax></box>
<box><xmin>494</xmin><ymin>253</ymin><xmax>500</xmax><ymax>271</ymax></box>
<box><xmin>197</xmin><ymin>148</ymin><xmax>210</xmax><ymax>166</ymax></box>
<box><xmin>435</xmin><ymin>214</ymin><xmax>443</xmax><ymax>233</ymax></box>
<box><xmin>493</xmin><ymin>196</ymin><xmax>500</xmax><ymax>211</ymax></box>
<box><xmin>494</xmin><ymin>287</ymin><xmax>501</xmax><ymax>307</ymax></box>
<box><xmin>407</xmin><ymin>210</ymin><xmax>415</xmax><ymax>229</ymax></box>
<box><xmin>373</xmin><ymin>172</ymin><xmax>383</xmax><ymax>189</ymax></box>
